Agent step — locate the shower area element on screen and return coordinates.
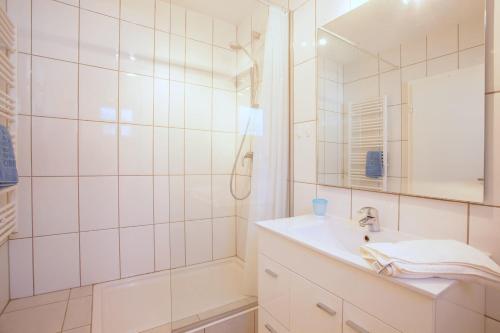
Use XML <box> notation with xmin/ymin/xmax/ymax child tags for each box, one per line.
<box><xmin>6</xmin><ymin>0</ymin><xmax>289</xmax><ymax>332</ymax></box>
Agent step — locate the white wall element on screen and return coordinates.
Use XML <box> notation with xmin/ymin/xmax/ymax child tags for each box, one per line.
<box><xmin>7</xmin><ymin>0</ymin><xmax>248</xmax><ymax>298</ymax></box>
<box><xmin>292</xmin><ymin>0</ymin><xmax>500</xmax><ymax>329</ymax></box>
<box><xmin>0</xmin><ymin>242</ymin><xmax>9</xmax><ymax>312</ymax></box>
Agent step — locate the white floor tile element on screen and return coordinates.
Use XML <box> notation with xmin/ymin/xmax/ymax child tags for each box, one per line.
<box><xmin>5</xmin><ymin>290</ymin><xmax>69</xmax><ymax>313</ymax></box>
<box><xmin>0</xmin><ymin>301</ymin><xmax>66</xmax><ymax>333</ymax></box>
<box><xmin>63</xmin><ymin>296</ymin><xmax>92</xmax><ymax>330</ymax></box>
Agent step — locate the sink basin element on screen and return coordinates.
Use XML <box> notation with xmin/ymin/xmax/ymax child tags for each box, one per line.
<box><xmin>256</xmin><ymin>214</ymin><xmax>456</xmax><ymax>298</ymax></box>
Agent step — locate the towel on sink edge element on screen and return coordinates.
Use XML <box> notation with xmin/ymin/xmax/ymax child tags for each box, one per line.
<box><xmin>360</xmin><ymin>239</ymin><xmax>500</xmax><ymax>286</ymax></box>
<box><xmin>0</xmin><ymin>124</ymin><xmax>18</xmax><ymax>188</ymax></box>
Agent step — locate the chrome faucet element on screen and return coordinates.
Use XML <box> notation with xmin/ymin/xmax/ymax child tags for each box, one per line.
<box><xmin>357</xmin><ymin>207</ymin><xmax>380</xmax><ymax>232</ymax></box>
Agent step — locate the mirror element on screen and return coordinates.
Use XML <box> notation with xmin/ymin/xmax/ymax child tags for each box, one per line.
<box><xmin>316</xmin><ymin>0</ymin><xmax>485</xmax><ymax>202</ymax></box>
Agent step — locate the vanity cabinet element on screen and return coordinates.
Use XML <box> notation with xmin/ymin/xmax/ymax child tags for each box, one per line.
<box><xmin>257</xmin><ymin>226</ymin><xmax>485</xmax><ymax>333</ymax></box>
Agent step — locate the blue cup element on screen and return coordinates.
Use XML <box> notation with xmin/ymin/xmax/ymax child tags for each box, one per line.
<box><xmin>312</xmin><ymin>198</ymin><xmax>328</xmax><ymax>216</ymax></box>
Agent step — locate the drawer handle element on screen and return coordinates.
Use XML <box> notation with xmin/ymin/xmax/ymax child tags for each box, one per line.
<box><xmin>264</xmin><ymin>323</ymin><xmax>278</xmax><ymax>333</ymax></box>
<box><xmin>346</xmin><ymin>320</ymin><xmax>370</xmax><ymax>333</ymax></box>
<box><xmin>316</xmin><ymin>302</ymin><xmax>337</xmax><ymax>316</ymax></box>
<box><xmin>265</xmin><ymin>268</ymin><xmax>278</xmax><ymax>278</ymax></box>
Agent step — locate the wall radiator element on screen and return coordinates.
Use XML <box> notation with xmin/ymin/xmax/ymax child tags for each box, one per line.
<box><xmin>348</xmin><ymin>97</ymin><xmax>388</xmax><ymax>191</ymax></box>
<box><xmin>0</xmin><ymin>8</ymin><xmax>16</xmax><ymax>247</ymax></box>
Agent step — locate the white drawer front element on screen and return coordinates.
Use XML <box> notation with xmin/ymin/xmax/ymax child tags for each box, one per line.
<box><xmin>258</xmin><ymin>254</ymin><xmax>291</xmax><ymax>328</ymax></box>
<box><xmin>290</xmin><ymin>275</ymin><xmax>342</xmax><ymax>333</ymax></box>
<box><xmin>343</xmin><ymin>302</ymin><xmax>401</xmax><ymax>333</ymax></box>
<box><xmin>259</xmin><ymin>307</ymin><xmax>290</xmax><ymax>333</ymax></box>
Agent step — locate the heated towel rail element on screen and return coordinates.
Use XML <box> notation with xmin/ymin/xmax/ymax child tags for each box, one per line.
<box><xmin>0</xmin><ymin>8</ymin><xmax>16</xmax><ymax>246</ymax></box>
<box><xmin>348</xmin><ymin>97</ymin><xmax>388</xmax><ymax>191</ymax></box>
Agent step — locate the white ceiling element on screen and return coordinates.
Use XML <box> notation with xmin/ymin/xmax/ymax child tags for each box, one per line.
<box><xmin>171</xmin><ymin>0</ymin><xmax>260</xmax><ymax>25</ymax></box>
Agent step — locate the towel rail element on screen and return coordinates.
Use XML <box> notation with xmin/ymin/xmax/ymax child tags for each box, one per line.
<box><xmin>0</xmin><ymin>8</ymin><xmax>17</xmax><ymax>247</ymax></box>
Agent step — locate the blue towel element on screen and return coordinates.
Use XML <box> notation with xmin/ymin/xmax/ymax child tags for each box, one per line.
<box><xmin>0</xmin><ymin>125</ymin><xmax>18</xmax><ymax>187</ymax></box>
<box><xmin>365</xmin><ymin>151</ymin><xmax>383</xmax><ymax>178</ymax></box>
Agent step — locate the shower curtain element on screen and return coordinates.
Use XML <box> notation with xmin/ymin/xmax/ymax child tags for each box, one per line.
<box><xmin>243</xmin><ymin>6</ymin><xmax>289</xmax><ymax>296</ymax></box>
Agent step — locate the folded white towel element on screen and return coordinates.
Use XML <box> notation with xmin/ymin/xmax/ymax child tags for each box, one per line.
<box><xmin>360</xmin><ymin>240</ymin><xmax>500</xmax><ymax>287</ymax></box>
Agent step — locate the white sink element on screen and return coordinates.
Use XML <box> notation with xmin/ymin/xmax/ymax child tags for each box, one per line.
<box><xmin>256</xmin><ymin>214</ymin><xmax>455</xmax><ymax>298</ymax></box>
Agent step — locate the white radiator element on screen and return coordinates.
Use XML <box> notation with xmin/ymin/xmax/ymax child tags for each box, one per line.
<box><xmin>348</xmin><ymin>97</ymin><xmax>388</xmax><ymax>191</ymax></box>
<box><xmin>0</xmin><ymin>7</ymin><xmax>16</xmax><ymax>247</ymax></box>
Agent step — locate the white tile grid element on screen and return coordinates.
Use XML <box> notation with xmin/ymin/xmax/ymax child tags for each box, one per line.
<box><xmin>10</xmin><ymin>0</ymin><xmax>240</xmax><ymax>297</ymax></box>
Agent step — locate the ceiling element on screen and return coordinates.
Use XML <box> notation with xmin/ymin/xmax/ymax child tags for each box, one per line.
<box><xmin>171</xmin><ymin>0</ymin><xmax>260</xmax><ymax>25</ymax></box>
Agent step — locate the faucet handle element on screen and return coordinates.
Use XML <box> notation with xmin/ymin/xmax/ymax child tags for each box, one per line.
<box><xmin>358</xmin><ymin>207</ymin><xmax>378</xmax><ymax>217</ymax></box>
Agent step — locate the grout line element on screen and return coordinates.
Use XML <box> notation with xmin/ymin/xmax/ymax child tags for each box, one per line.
<box><xmin>117</xmin><ymin>0</ymin><xmax>122</xmax><ymax>280</ymax></box>
<box><xmin>77</xmin><ymin>2</ymin><xmax>82</xmax><ymax>289</ymax></box>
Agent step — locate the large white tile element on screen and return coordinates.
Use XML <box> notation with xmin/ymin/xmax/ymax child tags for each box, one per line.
<box><xmin>119</xmin><ymin>73</ymin><xmax>154</xmax><ymax>125</ymax></box>
<box><xmin>17</xmin><ymin>116</ymin><xmax>31</xmax><ymax>177</ymax></box>
<box><xmin>401</xmin><ymin>37</ymin><xmax>426</xmax><ymax>67</ymax></box>
<box><xmin>34</xmin><ymin>233</ymin><xmax>80</xmax><ymax>294</ymax></box>
<box><xmin>186</xmin><ymin>10</ymin><xmax>212</xmax><ymax>43</ymax></box>
<box><xmin>213</xmin><ymin>89</ymin><xmax>236</xmax><ymax>132</ymax></box>
<box><xmin>79</xmin><ymin>65</ymin><xmax>118</xmax><ymax>122</ymax></box>
<box><xmin>154</xmin><ymin>79</ymin><xmax>169</xmax><ymax>126</ymax></box>
<box><xmin>427</xmin><ymin>24</ymin><xmax>458</xmax><ymax>59</ymax></box>
<box><xmin>185</xmin><ymin>130</ymin><xmax>211</xmax><ymax>174</ymax></box>
<box><xmin>154</xmin><ymin>176</ymin><xmax>170</xmax><ymax>224</ymax></box>
<box><xmin>0</xmin><ymin>300</ymin><xmax>66</xmax><ymax>333</ymax></box>
<box><xmin>399</xmin><ymin>196</ymin><xmax>468</xmax><ymax>241</ymax></box>
<box><xmin>186</xmin><ymin>39</ymin><xmax>212</xmax><ymax>86</ymax></box>
<box><xmin>293</xmin><ymin>0</ymin><xmax>316</xmax><ymax>64</ymax></box>
<box><xmin>0</xmin><ymin>244</ymin><xmax>9</xmax><ymax>311</ymax></box>
<box><xmin>169</xmin><ymin>176</ymin><xmax>185</xmax><ymax>222</ymax></box>
<box><xmin>7</xmin><ymin>0</ymin><xmax>31</xmax><ymax>53</ymax></box>
<box><xmin>294</xmin><ymin>122</ymin><xmax>317</xmax><ymax>183</ymax></box>
<box><xmin>459</xmin><ymin>45</ymin><xmax>485</xmax><ymax>69</ymax></box>
<box><xmin>154</xmin><ymin>223</ymin><xmax>170</xmax><ymax>271</ymax></box>
<box><xmin>63</xmin><ymin>296</ymin><xmax>92</xmax><ymax>330</ymax></box>
<box><xmin>170</xmin><ymin>34</ymin><xmax>186</xmax><ymax>81</ymax></box>
<box><xmin>80</xmin><ymin>0</ymin><xmax>119</xmax><ymax>18</ymax></box>
<box><xmin>119</xmin><ymin>176</ymin><xmax>154</xmax><ymax>227</ymax></box>
<box><xmin>388</xmin><ymin>141</ymin><xmax>402</xmax><ymax>178</ymax></box>
<box><xmin>119</xmin><ymin>124</ymin><xmax>153</xmax><ymax>175</ymax></box>
<box><xmin>121</xmin><ymin>0</ymin><xmax>155</xmax><ymax>27</ymax></box>
<box><xmin>79</xmin><ymin>176</ymin><xmax>119</xmax><ymax>231</ymax></box>
<box><xmin>213</xmin><ymin>217</ymin><xmax>236</xmax><ymax>259</ymax></box>
<box><xmin>169</xmin><ymin>128</ymin><xmax>184</xmax><ymax>175</ymax></box>
<box><xmin>236</xmin><ymin>217</ymin><xmax>247</xmax><ymax>260</ymax></box>
<box><xmin>460</xmin><ymin>18</ymin><xmax>485</xmax><ymax>50</ymax></box>
<box><xmin>294</xmin><ymin>59</ymin><xmax>316</xmax><ymax>122</ymax></box>
<box><xmin>9</xmin><ymin>238</ymin><xmax>33</xmax><ymax>299</ymax></box>
<box><xmin>212</xmin><ymin>175</ymin><xmax>235</xmax><ymax>218</ymax></box>
<box><xmin>33</xmin><ymin>177</ymin><xmax>78</xmax><ymax>236</ymax></box>
<box><xmin>380</xmin><ymin>69</ymin><xmax>401</xmax><ymax>106</ymax></box>
<box><xmin>5</xmin><ymin>290</ymin><xmax>69</xmax><ymax>313</ymax></box>
<box><xmin>185</xmin><ymin>175</ymin><xmax>211</xmax><ymax>220</ymax></box>
<box><xmin>80</xmin><ymin>10</ymin><xmax>119</xmax><ymax>70</ymax></box>
<box><xmin>16</xmin><ymin>53</ymin><xmax>31</xmax><ymax>116</ymax></box>
<box><xmin>155</xmin><ymin>31</ymin><xmax>170</xmax><ymax>79</ymax></box>
<box><xmin>401</xmin><ymin>62</ymin><xmax>426</xmax><ymax>102</ymax></box>
<box><xmin>185</xmin><ymin>219</ymin><xmax>212</xmax><ymax>265</ymax></box>
<box><xmin>237</xmin><ymin>17</ymin><xmax>251</xmax><ymax>46</ymax></box>
<box><xmin>169</xmin><ymin>81</ymin><xmax>185</xmax><ymax>128</ymax></box>
<box><xmin>170</xmin><ymin>222</ymin><xmax>185</xmax><ymax>268</ymax></box>
<box><xmin>120</xmin><ymin>225</ymin><xmax>155</xmax><ymax>277</ymax></box>
<box><xmin>185</xmin><ymin>84</ymin><xmax>212</xmax><ymax>130</ymax></box>
<box><xmin>154</xmin><ymin>126</ymin><xmax>169</xmax><ymax>175</ymax></box>
<box><xmin>469</xmin><ymin>205</ymin><xmax>500</xmax><ymax>262</ymax></box>
<box><xmin>32</xmin><ymin>117</ymin><xmax>77</xmax><ymax>176</ymax></box>
<box><xmin>213</xmin><ymin>47</ymin><xmax>237</xmax><ymax>90</ymax></box>
<box><xmin>427</xmin><ymin>53</ymin><xmax>458</xmax><ymax>77</ymax></box>
<box><xmin>32</xmin><ymin>56</ymin><xmax>78</xmax><ymax>119</ymax></box>
<box><xmin>32</xmin><ymin>0</ymin><xmax>78</xmax><ymax>61</ymax></box>
<box><xmin>317</xmin><ymin>186</ymin><xmax>351</xmax><ymax>218</ymax></box>
<box><xmin>351</xmin><ymin>190</ymin><xmax>399</xmax><ymax>231</ymax></box>
<box><xmin>213</xmin><ymin>19</ymin><xmax>236</xmax><ymax>50</ymax></box>
<box><xmin>155</xmin><ymin>0</ymin><xmax>170</xmax><ymax>32</ymax></box>
<box><xmin>293</xmin><ymin>182</ymin><xmax>316</xmax><ymax>216</ymax></box>
<box><xmin>120</xmin><ymin>21</ymin><xmax>154</xmax><ymax>76</ymax></box>
<box><xmin>212</xmin><ymin>132</ymin><xmax>235</xmax><ymax>174</ymax></box>
<box><xmin>80</xmin><ymin>229</ymin><xmax>120</xmax><ymax>285</ymax></box>
<box><xmin>486</xmin><ymin>318</ymin><xmax>500</xmax><ymax>333</ymax></box>
<box><xmin>14</xmin><ymin>177</ymin><xmax>32</xmax><ymax>238</ymax></box>
<box><xmin>171</xmin><ymin>4</ymin><xmax>186</xmax><ymax>36</ymax></box>
<box><xmin>79</xmin><ymin>121</ymin><xmax>118</xmax><ymax>175</ymax></box>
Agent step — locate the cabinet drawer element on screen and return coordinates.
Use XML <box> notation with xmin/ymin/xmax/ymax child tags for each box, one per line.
<box><xmin>258</xmin><ymin>254</ymin><xmax>291</xmax><ymax>328</ymax></box>
<box><xmin>259</xmin><ymin>307</ymin><xmax>290</xmax><ymax>333</ymax></box>
<box><xmin>343</xmin><ymin>302</ymin><xmax>401</xmax><ymax>333</ymax></box>
<box><xmin>290</xmin><ymin>275</ymin><xmax>342</xmax><ymax>333</ymax></box>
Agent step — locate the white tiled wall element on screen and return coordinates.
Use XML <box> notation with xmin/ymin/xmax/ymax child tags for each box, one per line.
<box><xmin>8</xmin><ymin>0</ymin><xmax>241</xmax><ymax>298</ymax></box>
<box><xmin>293</xmin><ymin>0</ymin><xmax>500</xmax><ymax>328</ymax></box>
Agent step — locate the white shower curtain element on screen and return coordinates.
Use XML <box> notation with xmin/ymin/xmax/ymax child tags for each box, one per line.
<box><xmin>243</xmin><ymin>6</ymin><xmax>289</xmax><ymax>296</ymax></box>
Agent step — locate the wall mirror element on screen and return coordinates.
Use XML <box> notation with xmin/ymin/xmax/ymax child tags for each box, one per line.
<box><xmin>316</xmin><ymin>0</ymin><xmax>485</xmax><ymax>202</ymax></box>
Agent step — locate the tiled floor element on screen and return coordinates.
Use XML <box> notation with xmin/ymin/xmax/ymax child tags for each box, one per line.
<box><xmin>0</xmin><ymin>286</ymin><xmax>92</xmax><ymax>333</ymax></box>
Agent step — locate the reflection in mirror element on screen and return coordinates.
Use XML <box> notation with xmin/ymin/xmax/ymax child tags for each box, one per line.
<box><xmin>317</xmin><ymin>0</ymin><xmax>485</xmax><ymax>202</ymax></box>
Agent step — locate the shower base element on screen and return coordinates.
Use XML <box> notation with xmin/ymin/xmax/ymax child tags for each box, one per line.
<box><xmin>92</xmin><ymin>258</ymin><xmax>257</xmax><ymax>333</ymax></box>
